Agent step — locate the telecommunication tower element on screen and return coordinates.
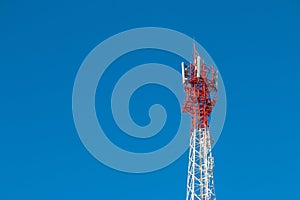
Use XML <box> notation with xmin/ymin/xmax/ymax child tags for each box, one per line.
<box><xmin>181</xmin><ymin>43</ymin><xmax>218</xmax><ymax>200</ymax></box>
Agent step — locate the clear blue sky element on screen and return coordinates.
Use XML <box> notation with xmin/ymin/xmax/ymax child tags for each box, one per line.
<box><xmin>0</xmin><ymin>0</ymin><xmax>299</xmax><ymax>199</ymax></box>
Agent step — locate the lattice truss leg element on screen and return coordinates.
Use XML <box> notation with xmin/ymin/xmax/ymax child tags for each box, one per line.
<box><xmin>186</xmin><ymin>128</ymin><xmax>216</xmax><ymax>200</ymax></box>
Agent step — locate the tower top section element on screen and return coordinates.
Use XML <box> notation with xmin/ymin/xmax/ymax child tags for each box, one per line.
<box><xmin>181</xmin><ymin>43</ymin><xmax>218</xmax><ymax>129</ymax></box>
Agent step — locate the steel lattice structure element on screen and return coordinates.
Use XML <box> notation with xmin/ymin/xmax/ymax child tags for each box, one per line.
<box><xmin>181</xmin><ymin>43</ymin><xmax>218</xmax><ymax>200</ymax></box>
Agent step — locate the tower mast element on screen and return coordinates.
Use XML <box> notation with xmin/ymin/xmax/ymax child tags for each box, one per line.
<box><xmin>182</xmin><ymin>43</ymin><xmax>218</xmax><ymax>200</ymax></box>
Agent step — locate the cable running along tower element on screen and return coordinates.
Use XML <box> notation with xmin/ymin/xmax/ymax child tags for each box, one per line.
<box><xmin>181</xmin><ymin>43</ymin><xmax>218</xmax><ymax>200</ymax></box>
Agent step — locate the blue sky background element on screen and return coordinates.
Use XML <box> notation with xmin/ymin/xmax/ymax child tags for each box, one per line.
<box><xmin>0</xmin><ymin>0</ymin><xmax>299</xmax><ymax>199</ymax></box>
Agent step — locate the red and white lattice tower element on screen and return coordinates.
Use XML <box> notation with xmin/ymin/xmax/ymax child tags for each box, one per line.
<box><xmin>181</xmin><ymin>43</ymin><xmax>218</xmax><ymax>200</ymax></box>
